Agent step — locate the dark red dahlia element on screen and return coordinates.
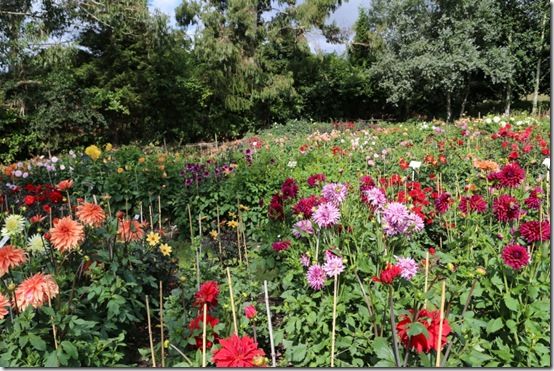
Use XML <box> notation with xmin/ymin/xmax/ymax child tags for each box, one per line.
<box><xmin>460</xmin><ymin>195</ymin><xmax>487</xmax><ymax>214</ymax></box>
<box><xmin>307</xmin><ymin>173</ymin><xmax>326</xmax><ymax>188</ymax></box>
<box><xmin>272</xmin><ymin>240</ymin><xmax>291</xmax><ymax>252</ymax></box>
<box><xmin>268</xmin><ymin>194</ymin><xmax>284</xmax><ymax>221</ymax></box>
<box><xmin>292</xmin><ymin>195</ymin><xmax>323</xmax><ymax>219</ymax></box>
<box><xmin>396</xmin><ymin>309</ymin><xmax>451</xmax><ymax>354</ymax></box>
<box><xmin>519</xmin><ymin>220</ymin><xmax>550</xmax><ymax>243</ymax></box>
<box><xmin>194</xmin><ymin>281</ymin><xmax>220</xmax><ymax>310</ymax></box>
<box><xmin>501</xmin><ymin>244</ymin><xmax>530</xmax><ymax>270</ymax></box>
<box><xmin>524</xmin><ymin>187</ymin><xmax>543</xmax><ymax>210</ymax></box>
<box><xmin>281</xmin><ymin>178</ymin><xmax>299</xmax><ymax>200</ymax></box>
<box><xmin>498</xmin><ymin>162</ymin><xmax>526</xmax><ymax>188</ymax></box>
<box><xmin>493</xmin><ymin>195</ymin><xmax>520</xmax><ymax>222</ymax></box>
<box><xmin>435</xmin><ymin>192</ymin><xmax>452</xmax><ymax>214</ymax></box>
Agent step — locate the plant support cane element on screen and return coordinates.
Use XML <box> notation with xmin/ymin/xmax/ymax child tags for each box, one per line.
<box><xmin>264</xmin><ymin>280</ymin><xmax>277</xmax><ymax>367</ymax></box>
<box><xmin>202</xmin><ymin>303</ymin><xmax>208</xmax><ymax>367</ymax></box>
<box><xmin>435</xmin><ymin>280</ymin><xmax>447</xmax><ymax>367</ymax></box>
<box><xmin>330</xmin><ymin>275</ymin><xmax>338</xmax><ymax>367</ymax></box>
<box><xmin>226</xmin><ymin>267</ymin><xmax>238</xmax><ymax>334</ymax></box>
<box><xmin>160</xmin><ymin>281</ymin><xmax>165</xmax><ymax>367</ymax></box>
<box><xmin>145</xmin><ymin>295</ymin><xmax>157</xmax><ymax>367</ymax></box>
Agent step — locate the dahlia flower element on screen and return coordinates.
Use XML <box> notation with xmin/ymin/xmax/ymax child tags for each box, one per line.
<box><xmin>189</xmin><ymin>313</ymin><xmax>219</xmax><ymax>349</ymax></box>
<box><xmin>312</xmin><ymin>203</ymin><xmax>341</xmax><ymax>228</ymax></box>
<box><xmin>0</xmin><ymin>245</ymin><xmax>27</xmax><ymax>277</ymax></box>
<box><xmin>322</xmin><ymin>183</ymin><xmax>348</xmax><ymax>206</ymax></box>
<box><xmin>1</xmin><ymin>214</ymin><xmax>26</xmax><ymax>238</ymax></box>
<box><xmin>0</xmin><ymin>293</ymin><xmax>9</xmax><ymax>319</ymax></box>
<box><xmin>76</xmin><ymin>202</ymin><xmax>106</xmax><ymax>227</ymax></box>
<box><xmin>501</xmin><ymin>244</ymin><xmax>530</xmax><ymax>270</ymax></box>
<box><xmin>306</xmin><ymin>264</ymin><xmax>326</xmax><ymax>290</ymax></box>
<box><xmin>323</xmin><ymin>255</ymin><xmax>345</xmax><ymax>277</ymax></box>
<box><xmin>194</xmin><ymin>281</ymin><xmax>219</xmax><ymax>310</ymax></box>
<box><xmin>492</xmin><ymin>195</ymin><xmax>520</xmax><ymax>222</ymax></box>
<box><xmin>519</xmin><ymin>220</ymin><xmax>550</xmax><ymax>243</ymax></box>
<box><xmin>435</xmin><ymin>193</ymin><xmax>452</xmax><ymax>214</ymax></box>
<box><xmin>244</xmin><ymin>304</ymin><xmax>257</xmax><ymax>319</ymax></box>
<box><xmin>117</xmin><ymin>219</ymin><xmax>145</xmax><ymax>242</ymax></box>
<box><xmin>396</xmin><ymin>309</ymin><xmax>451</xmax><ymax>353</ymax></box>
<box><xmin>307</xmin><ymin>173</ymin><xmax>326</xmax><ymax>188</ymax></box>
<box><xmin>14</xmin><ymin>273</ymin><xmax>59</xmax><ymax>311</ymax></box>
<box><xmin>382</xmin><ymin>202</ymin><xmax>423</xmax><ymax>236</ymax></box>
<box><xmin>272</xmin><ymin>240</ymin><xmax>291</xmax><ymax>252</ymax></box>
<box><xmin>372</xmin><ymin>263</ymin><xmax>401</xmax><ymax>284</ymax></box>
<box><xmin>49</xmin><ymin>217</ymin><xmax>85</xmax><ymax>253</ymax></box>
<box><xmin>524</xmin><ymin>187</ymin><xmax>543</xmax><ymax>210</ymax></box>
<box><xmin>27</xmin><ymin>234</ymin><xmax>48</xmax><ymax>255</ymax></box>
<box><xmin>498</xmin><ymin>162</ymin><xmax>526</xmax><ymax>188</ymax></box>
<box><xmin>281</xmin><ymin>178</ymin><xmax>299</xmax><ymax>200</ymax></box>
<box><xmin>364</xmin><ymin>187</ymin><xmax>387</xmax><ymax>210</ymax></box>
<box><xmin>293</xmin><ymin>195</ymin><xmax>323</xmax><ymax>219</ymax></box>
<box><xmin>211</xmin><ymin>335</ymin><xmax>265</xmax><ymax>368</ymax></box>
<box><xmin>395</xmin><ymin>256</ymin><xmax>418</xmax><ymax>280</ymax></box>
<box><xmin>292</xmin><ymin>220</ymin><xmax>314</xmax><ymax>238</ymax></box>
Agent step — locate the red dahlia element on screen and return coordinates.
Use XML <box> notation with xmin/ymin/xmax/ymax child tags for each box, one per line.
<box><xmin>268</xmin><ymin>194</ymin><xmax>284</xmax><ymax>221</ymax></box>
<box><xmin>459</xmin><ymin>195</ymin><xmax>487</xmax><ymax>214</ymax></box>
<box><xmin>293</xmin><ymin>195</ymin><xmax>323</xmax><ymax>219</ymax></box>
<box><xmin>435</xmin><ymin>192</ymin><xmax>452</xmax><ymax>214</ymax></box>
<box><xmin>501</xmin><ymin>244</ymin><xmax>530</xmax><ymax>270</ymax></box>
<box><xmin>498</xmin><ymin>162</ymin><xmax>526</xmax><ymax>188</ymax></box>
<box><xmin>492</xmin><ymin>195</ymin><xmax>520</xmax><ymax>222</ymax></box>
<box><xmin>372</xmin><ymin>263</ymin><xmax>401</xmax><ymax>284</ymax></box>
<box><xmin>188</xmin><ymin>313</ymin><xmax>220</xmax><ymax>349</ymax></box>
<box><xmin>281</xmin><ymin>178</ymin><xmax>299</xmax><ymax>200</ymax></box>
<box><xmin>524</xmin><ymin>187</ymin><xmax>543</xmax><ymax>210</ymax></box>
<box><xmin>307</xmin><ymin>173</ymin><xmax>326</xmax><ymax>188</ymax></box>
<box><xmin>396</xmin><ymin>309</ymin><xmax>451</xmax><ymax>353</ymax></box>
<box><xmin>211</xmin><ymin>334</ymin><xmax>266</xmax><ymax>368</ymax></box>
<box><xmin>271</xmin><ymin>240</ymin><xmax>291</xmax><ymax>252</ymax></box>
<box><xmin>194</xmin><ymin>281</ymin><xmax>220</xmax><ymax>310</ymax></box>
<box><xmin>519</xmin><ymin>220</ymin><xmax>550</xmax><ymax>243</ymax></box>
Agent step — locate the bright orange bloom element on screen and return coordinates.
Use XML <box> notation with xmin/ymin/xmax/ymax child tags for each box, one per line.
<box><xmin>0</xmin><ymin>293</ymin><xmax>9</xmax><ymax>319</ymax></box>
<box><xmin>76</xmin><ymin>202</ymin><xmax>106</xmax><ymax>227</ymax></box>
<box><xmin>56</xmin><ymin>179</ymin><xmax>74</xmax><ymax>192</ymax></box>
<box><xmin>14</xmin><ymin>273</ymin><xmax>59</xmax><ymax>311</ymax></box>
<box><xmin>0</xmin><ymin>245</ymin><xmax>26</xmax><ymax>277</ymax></box>
<box><xmin>473</xmin><ymin>159</ymin><xmax>499</xmax><ymax>172</ymax></box>
<box><xmin>118</xmin><ymin>219</ymin><xmax>145</xmax><ymax>242</ymax></box>
<box><xmin>49</xmin><ymin>217</ymin><xmax>85</xmax><ymax>253</ymax></box>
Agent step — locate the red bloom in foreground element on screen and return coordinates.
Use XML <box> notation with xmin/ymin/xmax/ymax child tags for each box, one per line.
<box><xmin>212</xmin><ymin>335</ymin><xmax>266</xmax><ymax>368</ymax></box>
<box><xmin>372</xmin><ymin>263</ymin><xmax>401</xmax><ymax>284</ymax></box>
<box><xmin>397</xmin><ymin>309</ymin><xmax>451</xmax><ymax>353</ymax></box>
<box><xmin>293</xmin><ymin>195</ymin><xmax>323</xmax><ymax>219</ymax></box>
<box><xmin>0</xmin><ymin>245</ymin><xmax>27</xmax><ymax>277</ymax></box>
<box><xmin>0</xmin><ymin>293</ymin><xmax>10</xmax><ymax>319</ymax></box>
<box><xmin>519</xmin><ymin>220</ymin><xmax>550</xmax><ymax>243</ymax></box>
<box><xmin>188</xmin><ymin>313</ymin><xmax>220</xmax><ymax>349</ymax></box>
<box><xmin>501</xmin><ymin>244</ymin><xmax>530</xmax><ymax>270</ymax></box>
<box><xmin>194</xmin><ymin>281</ymin><xmax>220</xmax><ymax>310</ymax></box>
<box><xmin>14</xmin><ymin>273</ymin><xmax>59</xmax><ymax>311</ymax></box>
<box><xmin>492</xmin><ymin>195</ymin><xmax>520</xmax><ymax>222</ymax></box>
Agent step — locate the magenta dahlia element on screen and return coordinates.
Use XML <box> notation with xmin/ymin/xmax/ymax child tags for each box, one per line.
<box><xmin>498</xmin><ymin>162</ymin><xmax>526</xmax><ymax>188</ymax></box>
<box><xmin>501</xmin><ymin>244</ymin><xmax>530</xmax><ymax>270</ymax></box>
<box><xmin>272</xmin><ymin>240</ymin><xmax>291</xmax><ymax>252</ymax></box>
<box><xmin>306</xmin><ymin>264</ymin><xmax>326</xmax><ymax>290</ymax></box>
<box><xmin>493</xmin><ymin>195</ymin><xmax>520</xmax><ymax>222</ymax></box>
<box><xmin>281</xmin><ymin>178</ymin><xmax>299</xmax><ymax>200</ymax></box>
<box><xmin>519</xmin><ymin>220</ymin><xmax>550</xmax><ymax>243</ymax></box>
<box><xmin>293</xmin><ymin>195</ymin><xmax>323</xmax><ymax>219</ymax></box>
<box><xmin>524</xmin><ymin>187</ymin><xmax>543</xmax><ymax>210</ymax></box>
<box><xmin>435</xmin><ymin>192</ymin><xmax>452</xmax><ymax>214</ymax></box>
<box><xmin>459</xmin><ymin>194</ymin><xmax>488</xmax><ymax>214</ymax></box>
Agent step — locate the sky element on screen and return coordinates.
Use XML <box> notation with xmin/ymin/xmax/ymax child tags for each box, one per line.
<box><xmin>148</xmin><ymin>0</ymin><xmax>369</xmax><ymax>54</ymax></box>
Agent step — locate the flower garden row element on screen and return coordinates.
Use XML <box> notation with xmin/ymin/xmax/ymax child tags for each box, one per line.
<box><xmin>0</xmin><ymin>114</ymin><xmax>550</xmax><ymax>367</ymax></box>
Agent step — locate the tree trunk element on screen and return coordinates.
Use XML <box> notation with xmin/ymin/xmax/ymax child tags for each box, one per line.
<box><xmin>504</xmin><ymin>83</ymin><xmax>511</xmax><ymax>116</ymax></box>
<box><xmin>460</xmin><ymin>84</ymin><xmax>469</xmax><ymax>118</ymax></box>
<box><xmin>446</xmin><ymin>91</ymin><xmax>452</xmax><ymax>122</ymax></box>
<box><xmin>532</xmin><ymin>11</ymin><xmax>547</xmax><ymax>115</ymax></box>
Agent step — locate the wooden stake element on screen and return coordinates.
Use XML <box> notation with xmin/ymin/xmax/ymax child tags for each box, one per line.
<box><xmin>149</xmin><ymin>204</ymin><xmax>154</xmax><ymax>230</ymax></box>
<box><xmin>264</xmin><ymin>280</ymin><xmax>276</xmax><ymax>367</ymax></box>
<box><xmin>330</xmin><ymin>275</ymin><xmax>338</xmax><ymax>367</ymax></box>
<box><xmin>423</xmin><ymin>251</ymin><xmax>430</xmax><ymax>309</ymax></box>
<box><xmin>145</xmin><ymin>295</ymin><xmax>157</xmax><ymax>367</ymax></box>
<box><xmin>158</xmin><ymin>195</ymin><xmax>162</xmax><ymax>231</ymax></box>
<box><xmin>140</xmin><ymin>202</ymin><xmax>144</xmax><ymax>224</ymax></box>
<box><xmin>226</xmin><ymin>267</ymin><xmax>238</xmax><ymax>335</ymax></box>
<box><xmin>216</xmin><ymin>205</ymin><xmax>223</xmax><ymax>257</ymax></box>
<box><xmin>187</xmin><ymin>204</ymin><xmax>194</xmax><ymax>241</ymax></box>
<box><xmin>160</xmin><ymin>281</ymin><xmax>165</xmax><ymax>368</ymax></box>
<box><xmin>435</xmin><ymin>281</ymin><xmax>447</xmax><ymax>367</ymax></box>
<box><xmin>202</xmin><ymin>303</ymin><xmax>208</xmax><ymax>367</ymax></box>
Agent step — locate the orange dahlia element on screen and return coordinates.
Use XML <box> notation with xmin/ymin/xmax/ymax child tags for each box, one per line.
<box><xmin>76</xmin><ymin>202</ymin><xmax>106</xmax><ymax>227</ymax></box>
<box><xmin>0</xmin><ymin>292</ymin><xmax>10</xmax><ymax>319</ymax></box>
<box><xmin>49</xmin><ymin>217</ymin><xmax>85</xmax><ymax>253</ymax></box>
<box><xmin>56</xmin><ymin>179</ymin><xmax>74</xmax><ymax>192</ymax></box>
<box><xmin>14</xmin><ymin>273</ymin><xmax>59</xmax><ymax>311</ymax></box>
<box><xmin>117</xmin><ymin>219</ymin><xmax>145</xmax><ymax>242</ymax></box>
<box><xmin>0</xmin><ymin>245</ymin><xmax>27</xmax><ymax>277</ymax></box>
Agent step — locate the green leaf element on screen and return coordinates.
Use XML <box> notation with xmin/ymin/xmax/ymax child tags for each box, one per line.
<box><xmin>486</xmin><ymin>318</ymin><xmax>503</xmax><ymax>334</ymax></box>
<box><xmin>503</xmin><ymin>295</ymin><xmax>519</xmax><ymax>311</ymax></box>
<box><xmin>28</xmin><ymin>333</ymin><xmax>47</xmax><ymax>351</ymax></box>
<box><xmin>373</xmin><ymin>337</ymin><xmax>395</xmax><ymax>362</ymax></box>
<box><xmin>291</xmin><ymin>343</ymin><xmax>307</xmax><ymax>363</ymax></box>
<box><xmin>406</xmin><ymin>322</ymin><xmax>430</xmax><ymax>338</ymax></box>
<box><xmin>44</xmin><ymin>351</ymin><xmax>59</xmax><ymax>367</ymax></box>
<box><xmin>61</xmin><ymin>341</ymin><xmax>78</xmax><ymax>359</ymax></box>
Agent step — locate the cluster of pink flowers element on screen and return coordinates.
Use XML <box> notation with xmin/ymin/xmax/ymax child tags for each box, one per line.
<box><xmin>382</xmin><ymin>202</ymin><xmax>424</xmax><ymax>236</ymax></box>
<box><xmin>322</xmin><ymin>183</ymin><xmax>348</xmax><ymax>206</ymax></box>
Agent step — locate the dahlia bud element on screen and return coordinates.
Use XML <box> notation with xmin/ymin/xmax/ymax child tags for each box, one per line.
<box><xmin>179</xmin><ymin>276</ymin><xmax>187</xmax><ymax>284</ymax></box>
<box><xmin>252</xmin><ymin>356</ymin><xmax>268</xmax><ymax>367</ymax></box>
<box><xmin>163</xmin><ymin>340</ymin><xmax>170</xmax><ymax>349</ymax></box>
<box><xmin>476</xmin><ymin>267</ymin><xmax>487</xmax><ymax>276</ymax></box>
<box><xmin>447</xmin><ymin>263</ymin><xmax>455</xmax><ymax>272</ymax></box>
<box><xmin>7</xmin><ymin>283</ymin><xmax>16</xmax><ymax>291</ymax></box>
<box><xmin>84</xmin><ymin>255</ymin><xmax>90</xmax><ymax>262</ymax></box>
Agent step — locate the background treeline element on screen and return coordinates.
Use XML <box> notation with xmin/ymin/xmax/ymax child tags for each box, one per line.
<box><xmin>0</xmin><ymin>0</ymin><xmax>550</xmax><ymax>162</ymax></box>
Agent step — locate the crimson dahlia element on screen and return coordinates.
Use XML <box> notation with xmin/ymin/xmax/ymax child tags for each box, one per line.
<box><xmin>493</xmin><ymin>195</ymin><xmax>520</xmax><ymax>222</ymax></box>
<box><xmin>519</xmin><ymin>220</ymin><xmax>550</xmax><ymax>243</ymax></box>
<box><xmin>397</xmin><ymin>309</ymin><xmax>451</xmax><ymax>353</ymax></box>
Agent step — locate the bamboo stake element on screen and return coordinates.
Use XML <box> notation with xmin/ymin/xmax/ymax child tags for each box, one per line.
<box><xmin>330</xmin><ymin>275</ymin><xmax>338</xmax><ymax>367</ymax></box>
<box><xmin>264</xmin><ymin>280</ymin><xmax>276</xmax><ymax>367</ymax></box>
<box><xmin>93</xmin><ymin>194</ymin><xmax>98</xmax><ymax>205</ymax></box>
<box><xmin>423</xmin><ymin>251</ymin><xmax>430</xmax><ymax>309</ymax></box>
<box><xmin>149</xmin><ymin>204</ymin><xmax>154</xmax><ymax>230</ymax></box>
<box><xmin>145</xmin><ymin>295</ymin><xmax>157</xmax><ymax>367</ymax></box>
<box><xmin>158</xmin><ymin>195</ymin><xmax>162</xmax><ymax>231</ymax></box>
<box><xmin>160</xmin><ymin>281</ymin><xmax>165</xmax><ymax>368</ymax></box>
<box><xmin>140</xmin><ymin>202</ymin><xmax>144</xmax><ymax>224</ymax></box>
<box><xmin>202</xmin><ymin>303</ymin><xmax>207</xmax><ymax>367</ymax></box>
<box><xmin>216</xmin><ymin>205</ymin><xmax>223</xmax><ymax>257</ymax></box>
<box><xmin>435</xmin><ymin>281</ymin><xmax>447</xmax><ymax>367</ymax></box>
<box><xmin>226</xmin><ymin>267</ymin><xmax>238</xmax><ymax>334</ymax></box>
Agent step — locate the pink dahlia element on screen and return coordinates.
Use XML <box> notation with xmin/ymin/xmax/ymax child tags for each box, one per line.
<box><xmin>323</xmin><ymin>254</ymin><xmax>345</xmax><ymax>277</ymax></box>
<box><xmin>306</xmin><ymin>264</ymin><xmax>326</xmax><ymax>290</ymax></box>
<box><xmin>322</xmin><ymin>183</ymin><xmax>348</xmax><ymax>206</ymax></box>
<box><xmin>493</xmin><ymin>195</ymin><xmax>520</xmax><ymax>222</ymax></box>
<box><xmin>519</xmin><ymin>220</ymin><xmax>550</xmax><ymax>243</ymax></box>
<box><xmin>364</xmin><ymin>187</ymin><xmax>387</xmax><ymax>210</ymax></box>
<box><xmin>312</xmin><ymin>203</ymin><xmax>340</xmax><ymax>228</ymax></box>
<box><xmin>501</xmin><ymin>244</ymin><xmax>530</xmax><ymax>270</ymax></box>
<box><xmin>292</xmin><ymin>220</ymin><xmax>314</xmax><ymax>238</ymax></box>
<box><xmin>394</xmin><ymin>256</ymin><xmax>418</xmax><ymax>280</ymax></box>
<box><xmin>300</xmin><ymin>254</ymin><xmax>311</xmax><ymax>267</ymax></box>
